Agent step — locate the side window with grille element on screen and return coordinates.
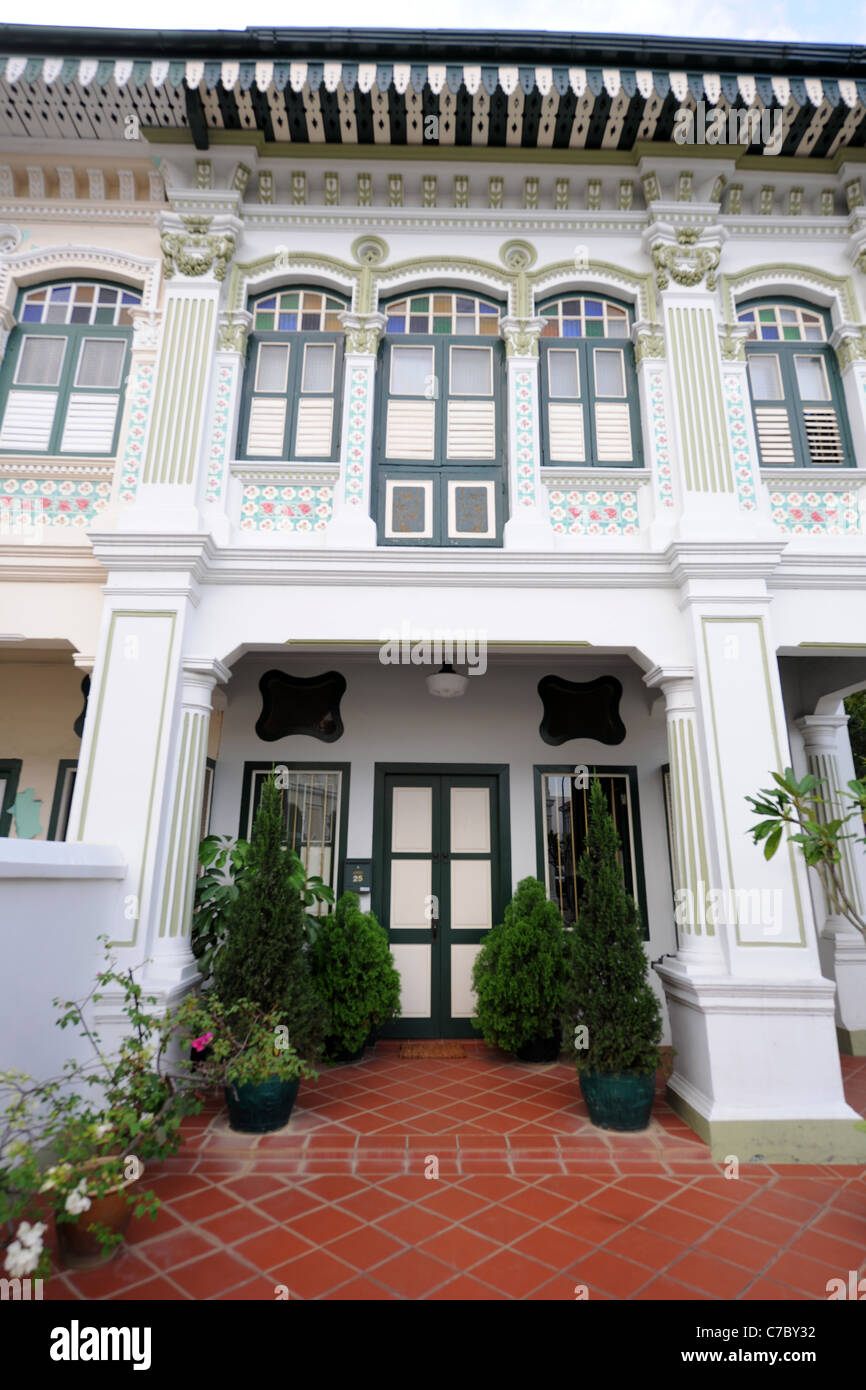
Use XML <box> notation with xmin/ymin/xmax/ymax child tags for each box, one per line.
<box><xmin>740</xmin><ymin>301</ymin><xmax>852</xmax><ymax>468</ymax></box>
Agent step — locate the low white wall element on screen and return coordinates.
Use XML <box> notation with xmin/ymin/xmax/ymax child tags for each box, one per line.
<box><xmin>0</xmin><ymin>840</ymin><xmax>128</xmax><ymax>1081</ymax></box>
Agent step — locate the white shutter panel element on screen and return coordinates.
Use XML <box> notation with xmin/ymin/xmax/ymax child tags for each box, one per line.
<box><xmin>246</xmin><ymin>397</ymin><xmax>287</xmax><ymax>457</ymax></box>
<box><xmin>60</xmin><ymin>394</ymin><xmax>119</xmax><ymax>453</ymax></box>
<box><xmin>385</xmin><ymin>400</ymin><xmax>435</xmax><ymax>459</ymax></box>
<box><xmin>294</xmin><ymin>398</ymin><xmax>334</xmax><ymax>457</ymax></box>
<box><xmin>0</xmin><ymin>391</ymin><xmax>58</xmax><ymax>450</ymax></box>
<box><xmin>548</xmin><ymin>402</ymin><xmax>585</xmax><ymax>462</ymax></box>
<box><xmin>754</xmin><ymin>407</ymin><xmax>795</xmax><ymax>465</ymax></box>
<box><xmin>803</xmin><ymin>408</ymin><xmax>845</xmax><ymax>466</ymax></box>
<box><xmin>594</xmin><ymin>402</ymin><xmax>633</xmax><ymax>462</ymax></box>
<box><xmin>446</xmin><ymin>401</ymin><xmax>496</xmax><ymax>459</ymax></box>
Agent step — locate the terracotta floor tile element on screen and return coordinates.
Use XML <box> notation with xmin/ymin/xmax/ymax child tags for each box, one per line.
<box><xmin>417</xmin><ymin>1185</ymin><xmax>492</xmax><ymax>1221</ymax></box>
<box><xmin>722</xmin><ymin>1205</ymin><xmax>799</xmax><ymax>1246</ymax></box>
<box><xmin>63</xmin><ymin>1250</ymin><xmax>156</xmax><ymax>1300</ymax></box>
<box><xmin>375</xmin><ymin>1203</ymin><xmax>449</xmax><ymax>1245</ymax></box>
<box><xmin>739</xmin><ymin>1278</ymin><xmax>811</xmax><ymax>1301</ymax></box>
<box><xmin>638</xmin><ymin>1205</ymin><xmax>714</xmax><ymax>1246</ymax></box>
<box><xmin>666</xmin><ymin>1250</ymin><xmax>756</xmax><ymax>1299</ymax></box>
<box><xmin>273</xmin><ymin>1249</ymin><xmax>356</xmax><ymax>1299</ymax></box>
<box><xmin>202</xmin><ymin>1206</ymin><xmax>272</xmax><ymax>1246</ymax></box>
<box><xmin>568</xmin><ymin>1248</ymin><xmax>653</xmax><ymax>1298</ymax></box>
<box><xmin>811</xmin><ymin>1208</ymin><xmax>866</xmax><ymax>1243</ymax></box>
<box><xmin>373</xmin><ymin>1249</ymin><xmax>453</xmax><ymax>1298</ymax></box>
<box><xmin>170</xmin><ymin>1186</ymin><xmax>241</xmax><ymax>1223</ymax></box>
<box><xmin>111</xmin><ymin>1276</ymin><xmax>186</xmax><ymax>1300</ymax></box>
<box><xmin>125</xmin><ymin>1204</ymin><xmax>184</xmax><ymax>1245</ymax></box>
<box><xmin>139</xmin><ymin>1228</ymin><xmax>217</xmax><ymax>1273</ymax></box>
<box><xmin>501</xmin><ymin>1186</ymin><xmax>577</xmax><ymax>1223</ymax></box>
<box><xmin>787</xmin><ymin>1225</ymin><xmax>866</xmax><ymax>1269</ymax></box>
<box><xmin>463</xmin><ymin>1204</ymin><xmax>537</xmax><ymax>1245</ymax></box>
<box><xmin>326</xmin><ymin>1225</ymin><xmax>406</xmax><ymax>1271</ymax></box>
<box><xmin>549</xmin><ymin>1204</ymin><xmax>626</xmax><ymax>1246</ymax></box>
<box><xmin>470</xmin><ymin>1248</ymin><xmax>552</xmax><ymax>1298</ymax></box>
<box><xmin>694</xmin><ymin>1226</ymin><xmax>778</xmax><ymax>1273</ymax></box>
<box><xmin>584</xmin><ymin>1188</ymin><xmax>656</xmax><ymax>1223</ymax></box>
<box><xmin>759</xmin><ymin>1190</ymin><xmax>829</xmax><ymax>1226</ymax></box>
<box><xmin>419</xmin><ymin>1224</ymin><xmax>501</xmax><ymax>1270</ymax></box>
<box><xmin>632</xmin><ymin>1274</ymin><xmax>706</xmax><ymax>1300</ymax></box>
<box><xmin>172</xmin><ymin>1250</ymin><xmax>257</xmax><ymax>1298</ymax></box>
<box><xmin>512</xmin><ymin>1225</ymin><xmax>595</xmax><ymax>1270</ymax></box>
<box><xmin>604</xmin><ymin>1224</ymin><xmax>686</xmax><ymax>1271</ymax></box>
<box><xmin>252</xmin><ymin>1187</ymin><xmax>326</xmax><ymax>1222</ymax></box>
<box><xmin>327</xmin><ymin>1276</ymin><xmax>400</xmax><ymax>1300</ymax></box>
<box><xmin>458</xmin><ymin>1175</ymin><xmax>526</xmax><ymax>1201</ymax></box>
<box><xmin>334</xmin><ymin>1186</ymin><xmax>406</xmax><ymax>1222</ymax></box>
<box><xmin>219</xmin><ymin>1175</ymin><xmax>286</xmax><ymax>1202</ymax></box>
<box><xmin>233</xmin><ymin>1225</ymin><xmax>314</xmax><ymax>1271</ymax></box>
<box><xmin>425</xmin><ymin>1273</ymin><xmax>501</xmax><ymax>1300</ymax></box>
<box><xmin>765</xmin><ymin>1248</ymin><xmax>842</xmax><ymax>1297</ymax></box>
<box><xmin>290</xmin><ymin>1205</ymin><xmax>362</xmax><ymax>1246</ymax></box>
<box><xmin>222</xmin><ymin>1276</ymin><xmax>282</xmax><ymax>1299</ymax></box>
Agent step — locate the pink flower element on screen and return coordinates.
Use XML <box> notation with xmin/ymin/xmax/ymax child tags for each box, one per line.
<box><xmin>299</xmin><ymin>503</ymin><xmax>311</xmax><ymax>515</ymax></box>
<box><xmin>262</xmin><ymin>503</ymin><xmax>274</xmax><ymax>514</ymax></box>
<box><xmin>191</xmin><ymin>1032</ymin><xmax>213</xmax><ymax>1053</ymax></box>
<box><xmin>810</xmin><ymin>511</ymin><xmax>824</xmax><ymax>523</ymax></box>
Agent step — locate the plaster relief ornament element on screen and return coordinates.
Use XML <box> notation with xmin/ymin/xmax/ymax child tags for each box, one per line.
<box><xmin>652</xmin><ymin>228</ymin><xmax>720</xmax><ymax>292</ymax></box>
<box><xmin>161</xmin><ymin>216</ymin><xmax>236</xmax><ymax>281</ymax></box>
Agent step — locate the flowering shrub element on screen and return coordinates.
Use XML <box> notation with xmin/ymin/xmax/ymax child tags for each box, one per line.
<box><xmin>171</xmin><ymin>993</ymin><xmax>318</xmax><ymax>1093</ymax></box>
<box><xmin>0</xmin><ymin>945</ymin><xmax>202</xmax><ymax>1275</ymax></box>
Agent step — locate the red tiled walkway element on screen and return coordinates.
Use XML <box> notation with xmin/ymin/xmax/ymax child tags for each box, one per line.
<box><xmin>45</xmin><ymin>1047</ymin><xmax>865</xmax><ymax>1301</ymax></box>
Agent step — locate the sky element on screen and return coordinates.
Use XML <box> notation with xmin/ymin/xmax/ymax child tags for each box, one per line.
<box><xmin>1</xmin><ymin>0</ymin><xmax>864</xmax><ymax>44</ymax></box>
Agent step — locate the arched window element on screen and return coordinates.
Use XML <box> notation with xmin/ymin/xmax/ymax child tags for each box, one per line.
<box><xmin>739</xmin><ymin>299</ymin><xmax>853</xmax><ymax>468</ymax></box>
<box><xmin>538</xmin><ymin>294</ymin><xmax>641</xmax><ymax>467</ymax></box>
<box><xmin>376</xmin><ymin>291</ymin><xmax>504</xmax><ymax>545</ymax></box>
<box><xmin>0</xmin><ymin>281</ymin><xmax>141</xmax><ymax>455</ymax></box>
<box><xmin>239</xmin><ymin>287</ymin><xmax>346</xmax><ymax>460</ymax></box>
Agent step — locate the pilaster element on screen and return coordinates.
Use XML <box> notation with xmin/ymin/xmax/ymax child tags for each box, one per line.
<box><xmin>500</xmin><ymin>315</ymin><xmax>551</xmax><ymax>550</ymax></box>
<box><xmin>326</xmin><ymin>311</ymin><xmax>386</xmax><ymax>548</ymax></box>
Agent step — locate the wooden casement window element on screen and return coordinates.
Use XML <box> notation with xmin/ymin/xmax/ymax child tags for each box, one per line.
<box><xmin>538</xmin><ymin>296</ymin><xmax>642</xmax><ymax>468</ymax></box>
<box><xmin>240</xmin><ymin>762</ymin><xmax>349</xmax><ymax>914</ymax></box>
<box><xmin>376</xmin><ymin>292</ymin><xmax>505</xmax><ymax>545</ymax></box>
<box><xmin>0</xmin><ymin>282</ymin><xmax>140</xmax><ymax>456</ymax></box>
<box><xmin>240</xmin><ymin>288</ymin><xmax>346</xmax><ymax>461</ymax></box>
<box><xmin>740</xmin><ymin>300</ymin><xmax>853</xmax><ymax>468</ymax></box>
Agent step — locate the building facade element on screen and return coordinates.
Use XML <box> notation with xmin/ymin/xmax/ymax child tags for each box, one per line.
<box><xmin>1</xmin><ymin>26</ymin><xmax>866</xmax><ymax>1161</ymax></box>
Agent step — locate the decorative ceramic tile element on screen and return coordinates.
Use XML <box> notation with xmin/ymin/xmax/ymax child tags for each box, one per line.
<box><xmin>767</xmin><ymin>488</ymin><xmax>860</xmax><ymax>535</ymax></box>
<box><xmin>0</xmin><ymin>476</ymin><xmax>112</xmax><ymax>529</ymax></box>
<box><xmin>647</xmin><ymin>369</ymin><xmax>674</xmax><ymax>510</ymax></box>
<box><xmin>205</xmin><ymin>360</ymin><xmax>237</xmax><ymax>507</ymax></box>
<box><xmin>239</xmin><ymin>483</ymin><xmax>333</xmax><ymax>533</ymax></box>
<box><xmin>344</xmin><ymin>366</ymin><xmax>372</xmax><ymax>508</ymax></box>
<box><xmin>547</xmin><ymin>487</ymin><xmax>639</xmax><ymax>536</ymax></box>
<box><xmin>391</xmin><ymin>484</ymin><xmax>427</xmax><ymax>533</ymax></box>
<box><xmin>117</xmin><ymin>359</ymin><xmax>155</xmax><ymax>503</ymax></box>
<box><xmin>513</xmin><ymin>369</ymin><xmax>537</xmax><ymax>509</ymax></box>
<box><xmin>722</xmin><ymin>371</ymin><xmax>759</xmax><ymax>512</ymax></box>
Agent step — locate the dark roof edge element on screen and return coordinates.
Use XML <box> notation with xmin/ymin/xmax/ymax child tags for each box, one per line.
<box><xmin>0</xmin><ymin>24</ymin><xmax>863</xmax><ymax>74</ymax></box>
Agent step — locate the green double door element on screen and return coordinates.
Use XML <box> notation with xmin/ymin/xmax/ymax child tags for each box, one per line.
<box><xmin>376</xmin><ymin>767</ymin><xmax>507</xmax><ymax>1038</ymax></box>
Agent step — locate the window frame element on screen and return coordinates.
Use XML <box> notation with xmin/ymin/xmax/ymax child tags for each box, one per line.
<box><xmin>238</xmin><ymin>760</ymin><xmax>351</xmax><ymax>908</ymax></box>
<box><xmin>47</xmin><ymin>759</ymin><xmax>78</xmax><ymax>841</ymax></box>
<box><xmin>238</xmin><ymin>287</ymin><xmax>347</xmax><ymax>463</ymax></box>
<box><xmin>377</xmin><ymin>332</ymin><xmax>505</xmax><ymax>468</ymax></box>
<box><xmin>537</xmin><ymin>294</ymin><xmax>642</xmax><ymax>469</ymax></box>
<box><xmin>0</xmin><ymin>279</ymin><xmax>138</xmax><ymax>458</ymax></box>
<box><xmin>533</xmin><ymin>763</ymin><xmax>649</xmax><ymax>939</ymax></box>
<box><xmin>740</xmin><ymin>296</ymin><xmax>854</xmax><ymax>470</ymax></box>
<box><xmin>0</xmin><ymin>758</ymin><xmax>22</xmax><ymax>837</ymax></box>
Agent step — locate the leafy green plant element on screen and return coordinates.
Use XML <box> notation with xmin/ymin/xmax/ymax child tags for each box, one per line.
<box><xmin>747</xmin><ymin>768</ymin><xmax>866</xmax><ymax>945</ymax></box>
<box><xmin>1</xmin><ymin>945</ymin><xmax>202</xmax><ymax>1277</ymax></box>
<box><xmin>193</xmin><ymin>832</ymin><xmax>334</xmax><ymax>978</ymax></box>
<box><xmin>212</xmin><ymin>773</ymin><xmax>326</xmax><ymax>1062</ymax></box>
<box><xmin>565</xmin><ymin>780</ymin><xmax>662</xmax><ymax>1076</ymax></box>
<box><xmin>311</xmin><ymin>893</ymin><xmax>401</xmax><ymax>1058</ymax></box>
<box><xmin>471</xmin><ymin>877</ymin><xmax>566</xmax><ymax>1054</ymax></box>
<box><xmin>170</xmin><ymin>993</ymin><xmax>318</xmax><ymax>1091</ymax></box>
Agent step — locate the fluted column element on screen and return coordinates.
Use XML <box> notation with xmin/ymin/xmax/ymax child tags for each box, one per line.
<box><xmin>326</xmin><ymin>311</ymin><xmax>386</xmax><ymax>548</ymax></box>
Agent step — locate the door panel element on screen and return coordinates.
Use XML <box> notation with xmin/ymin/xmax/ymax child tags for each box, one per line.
<box><xmin>380</xmin><ymin>769</ymin><xmax>504</xmax><ymax>1037</ymax></box>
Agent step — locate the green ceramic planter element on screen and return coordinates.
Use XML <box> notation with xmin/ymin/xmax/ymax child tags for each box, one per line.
<box><xmin>224</xmin><ymin>1076</ymin><xmax>300</xmax><ymax>1133</ymax></box>
<box><xmin>579</xmin><ymin>1071</ymin><xmax>655</xmax><ymax>1131</ymax></box>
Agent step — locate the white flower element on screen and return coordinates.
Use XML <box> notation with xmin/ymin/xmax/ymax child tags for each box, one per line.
<box><xmin>16</xmin><ymin>1221</ymin><xmax>46</xmax><ymax>1250</ymax></box>
<box><xmin>4</xmin><ymin>1238</ymin><xmax>41</xmax><ymax>1277</ymax></box>
<box><xmin>139</xmin><ymin>1112</ymin><xmax>154</xmax><ymax>1126</ymax></box>
<box><xmin>64</xmin><ymin>1180</ymin><xmax>92</xmax><ymax>1215</ymax></box>
<box><xmin>93</xmin><ymin>1122</ymin><xmax>113</xmax><ymax>1139</ymax></box>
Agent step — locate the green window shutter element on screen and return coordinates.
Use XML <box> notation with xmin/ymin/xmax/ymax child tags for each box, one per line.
<box><xmin>241</xmin><ymin>331</ymin><xmax>344</xmax><ymax>462</ymax></box>
<box><xmin>379</xmin><ymin>334</ymin><xmax>503</xmax><ymax>466</ymax></box>
<box><xmin>540</xmin><ymin>336</ymin><xmax>641</xmax><ymax>467</ymax></box>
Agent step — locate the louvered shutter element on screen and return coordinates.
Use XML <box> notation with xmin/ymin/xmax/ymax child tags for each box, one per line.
<box><xmin>60</xmin><ymin>396</ymin><xmax>119</xmax><ymax>453</ymax></box>
<box><xmin>547</xmin><ymin>403</ymin><xmax>585</xmax><ymax>462</ymax></box>
<box><xmin>446</xmin><ymin>401</ymin><xmax>496</xmax><ymax>458</ymax></box>
<box><xmin>753</xmin><ymin>407</ymin><xmax>796</xmax><ymax>465</ymax></box>
<box><xmin>246</xmin><ymin>397</ymin><xmax>287</xmax><ymax>457</ymax></box>
<box><xmin>803</xmin><ymin>408</ymin><xmax>845</xmax><ymax>466</ymax></box>
<box><xmin>385</xmin><ymin>400</ymin><xmax>436</xmax><ymax>459</ymax></box>
<box><xmin>594</xmin><ymin>402</ymin><xmax>633</xmax><ymax>462</ymax></box>
<box><xmin>294</xmin><ymin>398</ymin><xmax>334</xmax><ymax>456</ymax></box>
<box><xmin>0</xmin><ymin>391</ymin><xmax>58</xmax><ymax>449</ymax></box>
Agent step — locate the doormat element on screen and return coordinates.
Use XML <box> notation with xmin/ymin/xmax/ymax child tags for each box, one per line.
<box><xmin>400</xmin><ymin>1041</ymin><xmax>466</xmax><ymax>1059</ymax></box>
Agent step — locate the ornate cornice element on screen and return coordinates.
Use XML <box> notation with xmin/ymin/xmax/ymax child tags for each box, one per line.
<box><xmin>632</xmin><ymin>319</ymin><xmax>665</xmax><ymax>364</ymax></box>
<box><xmin>831</xmin><ymin>323</ymin><xmax>866</xmax><ymax>370</ymax></box>
<box><xmin>720</xmin><ymin>263</ymin><xmax>859</xmax><ymax>325</ymax></box>
<box><xmin>500</xmin><ymin>315</ymin><xmax>545</xmax><ymax>358</ymax></box>
<box><xmin>718</xmin><ymin>322</ymin><xmax>751</xmax><ymax>362</ymax></box>
<box><xmin>0</xmin><ymin>244</ymin><xmax>161</xmax><ymax>316</ymax></box>
<box><xmin>216</xmin><ymin>309</ymin><xmax>252</xmax><ymax>355</ymax></box>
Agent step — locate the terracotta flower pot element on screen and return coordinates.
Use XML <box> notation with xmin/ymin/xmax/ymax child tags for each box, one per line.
<box><xmin>55</xmin><ymin>1160</ymin><xmax>143</xmax><ymax>1270</ymax></box>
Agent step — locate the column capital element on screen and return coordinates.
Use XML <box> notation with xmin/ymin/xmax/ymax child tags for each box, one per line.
<box><xmin>631</xmin><ymin>318</ymin><xmax>665</xmax><ymax>364</ymax></box>
<box><xmin>830</xmin><ymin>321</ymin><xmax>866</xmax><ymax>371</ymax></box>
<box><xmin>216</xmin><ymin>308</ymin><xmax>252</xmax><ymax>355</ymax></box>
<box><xmin>129</xmin><ymin>307</ymin><xmax>162</xmax><ymax>353</ymax></box>
<box><xmin>182</xmin><ymin>655</ymin><xmax>231</xmax><ymax>693</ymax></box>
<box><xmin>339</xmin><ymin>310</ymin><xmax>386</xmax><ymax>356</ymax></box>
<box><xmin>795</xmin><ymin>712</ymin><xmax>851</xmax><ymax>754</ymax></box>
<box><xmin>717</xmin><ymin>321</ymin><xmax>750</xmax><ymax>363</ymax></box>
<box><xmin>500</xmin><ymin>315</ymin><xmax>546</xmax><ymax>358</ymax></box>
<box><xmin>643</xmin><ymin>665</ymin><xmax>696</xmax><ymax>707</ymax></box>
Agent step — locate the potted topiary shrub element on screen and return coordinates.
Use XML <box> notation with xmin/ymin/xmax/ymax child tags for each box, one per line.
<box><xmin>471</xmin><ymin>877</ymin><xmax>566</xmax><ymax>1062</ymax></box>
<box><xmin>171</xmin><ymin>994</ymin><xmax>317</xmax><ymax>1134</ymax></box>
<box><xmin>311</xmin><ymin>892</ymin><xmax>401</xmax><ymax>1062</ymax></box>
<box><xmin>565</xmin><ymin>779</ymin><xmax>662</xmax><ymax>1131</ymax></box>
<box><xmin>208</xmin><ymin>772</ymin><xmax>326</xmax><ymax>1129</ymax></box>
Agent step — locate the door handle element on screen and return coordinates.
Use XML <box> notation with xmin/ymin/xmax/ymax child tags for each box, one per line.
<box><xmin>431</xmin><ymin>916</ymin><xmax>438</xmax><ymax>942</ymax></box>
